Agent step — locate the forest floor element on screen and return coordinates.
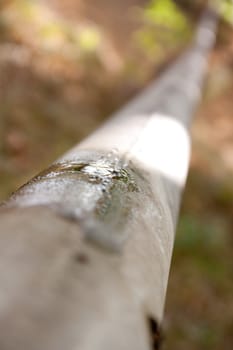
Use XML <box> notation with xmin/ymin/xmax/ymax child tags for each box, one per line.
<box><xmin>0</xmin><ymin>1</ymin><xmax>232</xmax><ymax>349</ymax></box>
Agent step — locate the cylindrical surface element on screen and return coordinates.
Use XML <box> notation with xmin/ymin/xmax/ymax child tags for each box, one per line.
<box><xmin>0</xmin><ymin>9</ymin><xmax>218</xmax><ymax>350</ymax></box>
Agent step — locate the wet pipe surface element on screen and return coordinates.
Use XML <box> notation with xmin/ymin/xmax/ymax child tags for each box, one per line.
<box><xmin>4</xmin><ymin>151</ymin><xmax>153</xmax><ymax>252</ymax></box>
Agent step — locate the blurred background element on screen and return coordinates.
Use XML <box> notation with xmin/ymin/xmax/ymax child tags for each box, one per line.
<box><xmin>0</xmin><ymin>0</ymin><xmax>232</xmax><ymax>349</ymax></box>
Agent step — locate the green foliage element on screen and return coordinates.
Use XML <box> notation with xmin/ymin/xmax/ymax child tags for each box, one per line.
<box><xmin>174</xmin><ymin>214</ymin><xmax>232</xmax><ymax>284</ymax></box>
<box><xmin>1</xmin><ymin>0</ymin><xmax>101</xmax><ymax>55</ymax></box>
<box><xmin>220</xmin><ymin>0</ymin><xmax>233</xmax><ymax>24</ymax></box>
<box><xmin>77</xmin><ymin>28</ymin><xmax>101</xmax><ymax>53</ymax></box>
<box><xmin>144</xmin><ymin>0</ymin><xmax>189</xmax><ymax>31</ymax></box>
<box><xmin>136</xmin><ymin>0</ymin><xmax>192</xmax><ymax>58</ymax></box>
<box><xmin>176</xmin><ymin>215</ymin><xmax>226</xmax><ymax>252</ymax></box>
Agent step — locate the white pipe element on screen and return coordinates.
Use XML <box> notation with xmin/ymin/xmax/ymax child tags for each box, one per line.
<box><xmin>0</xmin><ymin>8</ymin><xmax>218</xmax><ymax>350</ymax></box>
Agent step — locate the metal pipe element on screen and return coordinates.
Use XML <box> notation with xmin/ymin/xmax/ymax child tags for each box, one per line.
<box><xmin>0</xmin><ymin>7</ymin><xmax>218</xmax><ymax>350</ymax></box>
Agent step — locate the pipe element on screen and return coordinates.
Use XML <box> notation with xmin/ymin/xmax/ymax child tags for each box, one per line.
<box><xmin>0</xmin><ymin>7</ymin><xmax>218</xmax><ymax>350</ymax></box>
